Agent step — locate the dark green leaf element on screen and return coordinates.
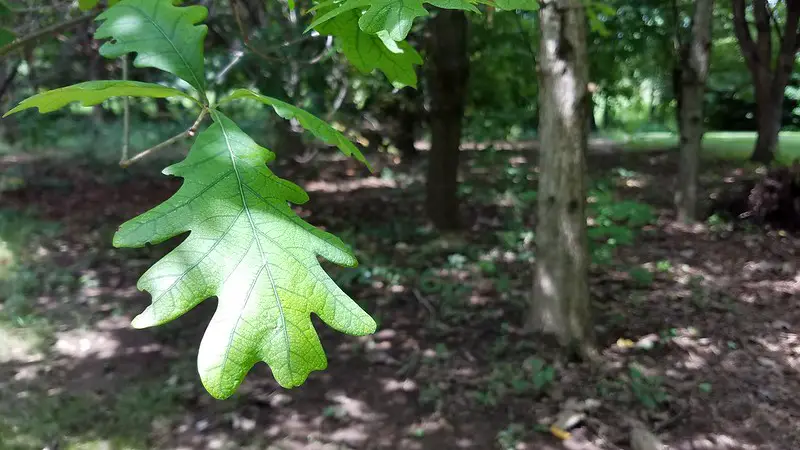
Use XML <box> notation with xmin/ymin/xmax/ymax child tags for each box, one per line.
<box><xmin>219</xmin><ymin>89</ymin><xmax>371</xmax><ymax>170</ymax></box>
<box><xmin>78</xmin><ymin>0</ymin><xmax>99</xmax><ymax>11</ymax></box>
<box><xmin>314</xmin><ymin>8</ymin><xmax>423</xmax><ymax>87</ymax></box>
<box><xmin>492</xmin><ymin>0</ymin><xmax>538</xmax><ymax>10</ymax></box>
<box><xmin>311</xmin><ymin>0</ymin><xmax>479</xmax><ymax>41</ymax></box>
<box><xmin>0</xmin><ymin>0</ymin><xmax>12</xmax><ymax>16</ymax></box>
<box><xmin>0</xmin><ymin>27</ymin><xmax>14</xmax><ymax>47</ymax></box>
<box><xmin>3</xmin><ymin>81</ymin><xmax>197</xmax><ymax>117</ymax></box>
<box><xmin>95</xmin><ymin>0</ymin><xmax>208</xmax><ymax>92</ymax></box>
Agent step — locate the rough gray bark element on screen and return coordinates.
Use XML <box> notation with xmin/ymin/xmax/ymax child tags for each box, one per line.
<box><xmin>676</xmin><ymin>0</ymin><xmax>715</xmax><ymax>223</ymax></box>
<box><xmin>531</xmin><ymin>0</ymin><xmax>592</xmax><ymax>354</ymax></box>
<box><xmin>425</xmin><ymin>10</ymin><xmax>469</xmax><ymax>230</ymax></box>
<box><xmin>731</xmin><ymin>0</ymin><xmax>800</xmax><ymax>164</ymax></box>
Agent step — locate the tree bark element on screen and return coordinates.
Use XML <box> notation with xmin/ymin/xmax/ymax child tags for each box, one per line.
<box><xmin>394</xmin><ymin>86</ymin><xmax>422</xmax><ymax>163</ymax></box>
<box><xmin>731</xmin><ymin>0</ymin><xmax>800</xmax><ymax>164</ymax></box>
<box><xmin>752</xmin><ymin>85</ymin><xmax>783</xmax><ymax>163</ymax></box>
<box><xmin>676</xmin><ymin>0</ymin><xmax>715</xmax><ymax>223</ymax></box>
<box><xmin>425</xmin><ymin>10</ymin><xmax>469</xmax><ymax>230</ymax></box>
<box><xmin>531</xmin><ymin>0</ymin><xmax>593</xmax><ymax>354</ymax></box>
<box><xmin>0</xmin><ymin>60</ymin><xmax>20</xmax><ymax>102</ymax></box>
<box><xmin>396</xmin><ymin>111</ymin><xmax>418</xmax><ymax>162</ymax></box>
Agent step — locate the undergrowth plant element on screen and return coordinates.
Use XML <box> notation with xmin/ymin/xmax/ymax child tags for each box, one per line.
<box><xmin>3</xmin><ymin>0</ymin><xmax>543</xmax><ymax>399</ymax></box>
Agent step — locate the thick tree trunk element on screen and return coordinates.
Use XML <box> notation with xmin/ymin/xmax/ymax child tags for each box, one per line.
<box><xmin>531</xmin><ymin>0</ymin><xmax>592</xmax><ymax>354</ymax></box>
<box><xmin>676</xmin><ymin>0</ymin><xmax>714</xmax><ymax>223</ymax></box>
<box><xmin>731</xmin><ymin>0</ymin><xmax>800</xmax><ymax>164</ymax></box>
<box><xmin>752</xmin><ymin>88</ymin><xmax>783</xmax><ymax>163</ymax></box>
<box><xmin>425</xmin><ymin>10</ymin><xmax>469</xmax><ymax>230</ymax></box>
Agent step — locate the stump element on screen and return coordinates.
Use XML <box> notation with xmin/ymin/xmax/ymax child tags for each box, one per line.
<box><xmin>714</xmin><ymin>162</ymin><xmax>800</xmax><ymax>231</ymax></box>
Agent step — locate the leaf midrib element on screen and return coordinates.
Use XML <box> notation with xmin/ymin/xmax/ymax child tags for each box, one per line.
<box><xmin>120</xmin><ymin>3</ymin><xmax>205</xmax><ymax>92</ymax></box>
<box><xmin>213</xmin><ymin>110</ymin><xmax>293</xmax><ymax>382</ymax></box>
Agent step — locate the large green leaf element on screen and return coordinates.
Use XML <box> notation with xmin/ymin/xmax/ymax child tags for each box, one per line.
<box><xmin>3</xmin><ymin>81</ymin><xmax>197</xmax><ymax>117</ymax></box>
<box><xmin>95</xmin><ymin>0</ymin><xmax>208</xmax><ymax>92</ymax></box>
<box><xmin>0</xmin><ymin>28</ymin><xmax>14</xmax><ymax>47</ymax></box>
<box><xmin>307</xmin><ymin>0</ymin><xmax>369</xmax><ymax>30</ymax></box>
<box><xmin>0</xmin><ymin>0</ymin><xmax>11</xmax><ymax>17</ymax></box>
<box><xmin>219</xmin><ymin>89</ymin><xmax>371</xmax><ymax>170</ymax></box>
<box><xmin>311</xmin><ymin>0</ymin><xmax>478</xmax><ymax>42</ymax></box>
<box><xmin>114</xmin><ymin>110</ymin><xmax>376</xmax><ymax>399</ymax></box>
<box><xmin>314</xmin><ymin>9</ymin><xmax>422</xmax><ymax>87</ymax></box>
<box><xmin>358</xmin><ymin>0</ymin><xmax>429</xmax><ymax>41</ymax></box>
<box><xmin>492</xmin><ymin>0</ymin><xmax>538</xmax><ymax>10</ymax></box>
<box><xmin>79</xmin><ymin>0</ymin><xmax>123</xmax><ymax>8</ymax></box>
<box><xmin>78</xmin><ymin>0</ymin><xmax>99</xmax><ymax>10</ymax></box>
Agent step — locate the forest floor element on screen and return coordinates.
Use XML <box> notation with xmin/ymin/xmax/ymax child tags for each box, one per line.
<box><xmin>0</xmin><ymin>146</ymin><xmax>799</xmax><ymax>450</ymax></box>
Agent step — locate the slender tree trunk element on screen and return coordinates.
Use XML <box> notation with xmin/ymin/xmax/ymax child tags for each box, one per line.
<box><xmin>0</xmin><ymin>61</ymin><xmax>20</xmax><ymax>144</ymax></box>
<box><xmin>0</xmin><ymin>60</ymin><xmax>20</xmax><ymax>102</ymax></box>
<box><xmin>531</xmin><ymin>0</ymin><xmax>592</xmax><ymax>354</ymax></box>
<box><xmin>425</xmin><ymin>10</ymin><xmax>469</xmax><ymax>230</ymax></box>
<box><xmin>731</xmin><ymin>0</ymin><xmax>800</xmax><ymax>164</ymax></box>
<box><xmin>395</xmin><ymin>87</ymin><xmax>422</xmax><ymax>163</ymax></box>
<box><xmin>671</xmin><ymin>0</ymin><xmax>683</xmax><ymax>130</ymax></box>
<box><xmin>86</xmin><ymin>28</ymin><xmax>105</xmax><ymax>128</ymax></box>
<box><xmin>585</xmin><ymin>88</ymin><xmax>596</xmax><ymax>137</ymax></box>
<box><xmin>676</xmin><ymin>0</ymin><xmax>714</xmax><ymax>223</ymax></box>
<box><xmin>396</xmin><ymin>109</ymin><xmax>418</xmax><ymax>162</ymax></box>
<box><xmin>275</xmin><ymin>118</ymin><xmax>306</xmax><ymax>155</ymax></box>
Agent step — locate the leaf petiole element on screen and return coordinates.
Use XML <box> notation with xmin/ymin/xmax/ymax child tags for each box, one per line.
<box><xmin>119</xmin><ymin>108</ymin><xmax>209</xmax><ymax>168</ymax></box>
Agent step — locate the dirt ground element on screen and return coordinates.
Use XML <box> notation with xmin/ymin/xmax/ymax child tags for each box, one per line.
<box><xmin>0</xmin><ymin>147</ymin><xmax>798</xmax><ymax>450</ymax></box>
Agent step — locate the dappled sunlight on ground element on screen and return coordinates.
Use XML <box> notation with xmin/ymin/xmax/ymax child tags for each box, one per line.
<box><xmin>1</xmin><ymin>149</ymin><xmax>799</xmax><ymax>449</ymax></box>
<box><xmin>305</xmin><ymin>176</ymin><xmax>398</xmax><ymax>193</ymax></box>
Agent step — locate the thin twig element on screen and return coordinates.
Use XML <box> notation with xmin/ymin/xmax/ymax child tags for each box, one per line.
<box><xmin>306</xmin><ymin>35</ymin><xmax>333</xmax><ymax>64</ymax></box>
<box><xmin>230</xmin><ymin>0</ymin><xmax>321</xmax><ymax>64</ymax></box>
<box><xmin>215</xmin><ymin>49</ymin><xmax>245</xmax><ymax>85</ymax></box>
<box><xmin>0</xmin><ymin>13</ymin><xmax>97</xmax><ymax>57</ymax></box>
<box><xmin>326</xmin><ymin>80</ymin><xmax>348</xmax><ymax>121</ymax></box>
<box><xmin>119</xmin><ymin>109</ymin><xmax>208</xmax><ymax>168</ymax></box>
<box><xmin>653</xmin><ymin>404</ymin><xmax>689</xmax><ymax>432</ymax></box>
<box><xmin>583</xmin><ymin>416</ymin><xmax>626</xmax><ymax>450</ymax></box>
<box><xmin>293</xmin><ymin>148</ymin><xmax>320</xmax><ymax>164</ymax></box>
<box><xmin>120</xmin><ymin>55</ymin><xmax>131</xmax><ymax>164</ymax></box>
<box><xmin>513</xmin><ymin>13</ymin><xmax>537</xmax><ymax>68</ymax></box>
<box><xmin>767</xmin><ymin>3</ymin><xmax>784</xmax><ymax>43</ymax></box>
<box><xmin>411</xmin><ymin>288</ymin><xmax>437</xmax><ymax>324</ymax></box>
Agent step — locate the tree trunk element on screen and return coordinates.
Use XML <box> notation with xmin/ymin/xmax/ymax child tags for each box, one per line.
<box><xmin>275</xmin><ymin>117</ymin><xmax>306</xmax><ymax>156</ymax></box>
<box><xmin>395</xmin><ymin>86</ymin><xmax>422</xmax><ymax>163</ymax></box>
<box><xmin>0</xmin><ymin>61</ymin><xmax>21</xmax><ymax>144</ymax></box>
<box><xmin>585</xmin><ymin>89</ymin><xmax>597</xmax><ymax>137</ymax></box>
<box><xmin>675</xmin><ymin>0</ymin><xmax>714</xmax><ymax>223</ymax></box>
<box><xmin>731</xmin><ymin>0</ymin><xmax>800</xmax><ymax>164</ymax></box>
<box><xmin>752</xmin><ymin>88</ymin><xmax>783</xmax><ymax>163</ymax></box>
<box><xmin>396</xmin><ymin>109</ymin><xmax>418</xmax><ymax>162</ymax></box>
<box><xmin>425</xmin><ymin>10</ymin><xmax>469</xmax><ymax>230</ymax></box>
<box><xmin>531</xmin><ymin>0</ymin><xmax>592</xmax><ymax>354</ymax></box>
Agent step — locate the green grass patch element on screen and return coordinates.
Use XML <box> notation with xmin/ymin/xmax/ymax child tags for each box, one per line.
<box><xmin>621</xmin><ymin>131</ymin><xmax>800</xmax><ymax>165</ymax></box>
<box><xmin>0</xmin><ymin>209</ymin><xmax>64</xmax><ymax>327</ymax></box>
<box><xmin>0</xmin><ymin>379</ymin><xmax>188</xmax><ymax>450</ymax></box>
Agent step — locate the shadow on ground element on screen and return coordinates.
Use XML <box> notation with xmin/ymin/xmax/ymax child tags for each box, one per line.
<box><xmin>0</xmin><ymin>148</ymin><xmax>798</xmax><ymax>450</ymax></box>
